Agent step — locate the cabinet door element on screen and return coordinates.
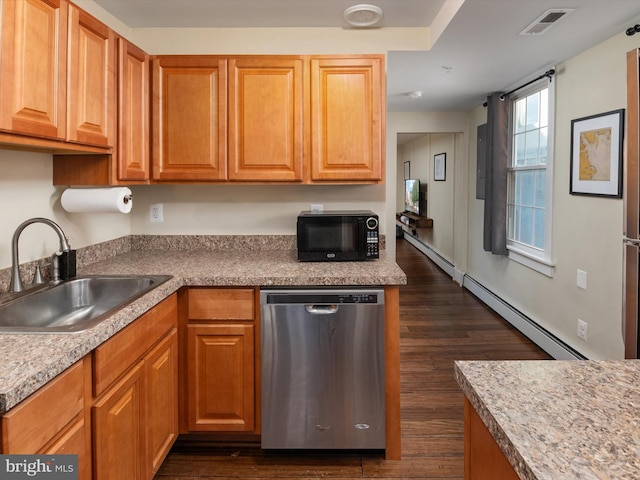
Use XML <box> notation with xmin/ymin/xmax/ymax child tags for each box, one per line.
<box><xmin>1</xmin><ymin>361</ymin><xmax>84</xmax><ymax>453</ymax></box>
<box><xmin>310</xmin><ymin>56</ymin><xmax>384</xmax><ymax>182</ymax></box>
<box><xmin>67</xmin><ymin>4</ymin><xmax>115</xmax><ymax>147</ymax></box>
<box><xmin>93</xmin><ymin>363</ymin><xmax>144</xmax><ymax>480</ymax></box>
<box><xmin>145</xmin><ymin>330</ymin><xmax>178</xmax><ymax>478</ymax></box>
<box><xmin>228</xmin><ymin>57</ymin><xmax>304</xmax><ymax>181</ymax></box>
<box><xmin>0</xmin><ymin>0</ymin><xmax>67</xmax><ymax>139</ymax></box>
<box><xmin>117</xmin><ymin>37</ymin><xmax>149</xmax><ymax>181</ymax></box>
<box><xmin>42</xmin><ymin>415</ymin><xmax>91</xmax><ymax>480</ymax></box>
<box><xmin>187</xmin><ymin>323</ymin><xmax>255</xmax><ymax>431</ymax></box>
<box><xmin>152</xmin><ymin>56</ymin><xmax>227</xmax><ymax>181</ymax></box>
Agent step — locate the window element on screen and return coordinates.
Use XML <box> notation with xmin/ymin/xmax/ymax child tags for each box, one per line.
<box><xmin>506</xmin><ymin>78</ymin><xmax>555</xmax><ymax>274</ymax></box>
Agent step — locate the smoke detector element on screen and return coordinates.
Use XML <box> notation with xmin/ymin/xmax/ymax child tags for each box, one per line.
<box><xmin>519</xmin><ymin>9</ymin><xmax>575</xmax><ymax>36</ymax></box>
<box><xmin>343</xmin><ymin>4</ymin><xmax>383</xmax><ymax>27</ymax></box>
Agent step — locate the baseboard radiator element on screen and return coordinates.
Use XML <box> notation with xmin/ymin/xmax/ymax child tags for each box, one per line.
<box><xmin>401</xmin><ymin>234</ymin><xmax>584</xmax><ymax>360</ymax></box>
<box><xmin>462</xmin><ymin>275</ymin><xmax>585</xmax><ymax>360</ymax></box>
<box><xmin>403</xmin><ymin>234</ymin><xmax>455</xmax><ymax>278</ymax></box>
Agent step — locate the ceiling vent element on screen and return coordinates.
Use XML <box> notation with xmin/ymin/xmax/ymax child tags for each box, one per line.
<box><xmin>519</xmin><ymin>9</ymin><xmax>574</xmax><ymax>36</ymax></box>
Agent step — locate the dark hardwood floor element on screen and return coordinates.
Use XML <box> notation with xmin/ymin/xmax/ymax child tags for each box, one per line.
<box><xmin>155</xmin><ymin>238</ymin><xmax>551</xmax><ymax>479</ymax></box>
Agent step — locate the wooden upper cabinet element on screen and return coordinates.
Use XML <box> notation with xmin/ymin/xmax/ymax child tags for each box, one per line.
<box><xmin>310</xmin><ymin>55</ymin><xmax>384</xmax><ymax>182</ymax></box>
<box><xmin>117</xmin><ymin>37</ymin><xmax>150</xmax><ymax>182</ymax></box>
<box><xmin>0</xmin><ymin>0</ymin><xmax>68</xmax><ymax>139</ymax></box>
<box><xmin>67</xmin><ymin>4</ymin><xmax>116</xmax><ymax>147</ymax></box>
<box><xmin>228</xmin><ymin>57</ymin><xmax>304</xmax><ymax>182</ymax></box>
<box><xmin>152</xmin><ymin>56</ymin><xmax>227</xmax><ymax>181</ymax></box>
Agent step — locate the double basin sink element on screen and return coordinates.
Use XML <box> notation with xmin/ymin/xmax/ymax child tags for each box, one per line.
<box><xmin>0</xmin><ymin>274</ymin><xmax>171</xmax><ymax>334</ymax></box>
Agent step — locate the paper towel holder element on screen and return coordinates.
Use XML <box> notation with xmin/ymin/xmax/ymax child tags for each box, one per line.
<box><xmin>124</xmin><ymin>194</ymin><xmax>132</xmax><ymax>204</ymax></box>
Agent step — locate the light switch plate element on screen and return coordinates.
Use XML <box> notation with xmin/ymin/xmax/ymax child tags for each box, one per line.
<box><xmin>577</xmin><ymin>269</ymin><xmax>587</xmax><ymax>290</ymax></box>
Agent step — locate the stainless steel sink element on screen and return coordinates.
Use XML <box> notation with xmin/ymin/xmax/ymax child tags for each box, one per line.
<box><xmin>0</xmin><ymin>275</ymin><xmax>172</xmax><ymax>334</ymax></box>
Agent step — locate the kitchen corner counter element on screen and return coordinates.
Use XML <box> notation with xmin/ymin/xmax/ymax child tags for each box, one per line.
<box><xmin>455</xmin><ymin>360</ymin><xmax>640</xmax><ymax>480</ymax></box>
<box><xmin>0</xmin><ymin>241</ymin><xmax>406</xmax><ymax>413</ymax></box>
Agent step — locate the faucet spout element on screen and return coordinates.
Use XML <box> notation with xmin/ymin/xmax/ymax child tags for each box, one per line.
<box><xmin>9</xmin><ymin>217</ymin><xmax>71</xmax><ymax>293</ymax></box>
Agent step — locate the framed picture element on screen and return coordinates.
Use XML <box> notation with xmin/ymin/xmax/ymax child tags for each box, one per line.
<box><xmin>434</xmin><ymin>153</ymin><xmax>446</xmax><ymax>181</ymax></box>
<box><xmin>570</xmin><ymin>109</ymin><xmax>624</xmax><ymax>197</ymax></box>
<box><xmin>404</xmin><ymin>161</ymin><xmax>410</xmax><ymax>180</ymax></box>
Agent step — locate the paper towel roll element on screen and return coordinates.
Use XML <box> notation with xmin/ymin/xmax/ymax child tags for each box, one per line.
<box><xmin>61</xmin><ymin>187</ymin><xmax>133</xmax><ymax>214</ymax></box>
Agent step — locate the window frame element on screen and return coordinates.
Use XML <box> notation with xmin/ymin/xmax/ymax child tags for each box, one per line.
<box><xmin>506</xmin><ymin>76</ymin><xmax>556</xmax><ymax>277</ymax></box>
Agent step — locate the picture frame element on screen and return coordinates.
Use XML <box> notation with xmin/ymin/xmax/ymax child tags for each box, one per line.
<box><xmin>434</xmin><ymin>153</ymin><xmax>446</xmax><ymax>181</ymax></box>
<box><xmin>570</xmin><ymin>109</ymin><xmax>624</xmax><ymax>198</ymax></box>
<box><xmin>404</xmin><ymin>161</ymin><xmax>410</xmax><ymax>180</ymax></box>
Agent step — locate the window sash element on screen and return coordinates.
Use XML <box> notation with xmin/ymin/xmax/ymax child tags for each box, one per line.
<box><xmin>506</xmin><ymin>77</ymin><xmax>554</xmax><ymax>265</ymax></box>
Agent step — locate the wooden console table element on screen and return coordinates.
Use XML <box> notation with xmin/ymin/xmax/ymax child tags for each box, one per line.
<box><xmin>396</xmin><ymin>212</ymin><xmax>433</xmax><ymax>229</ymax></box>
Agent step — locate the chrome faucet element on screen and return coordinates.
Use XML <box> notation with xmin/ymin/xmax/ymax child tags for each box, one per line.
<box><xmin>9</xmin><ymin>217</ymin><xmax>71</xmax><ymax>293</ymax></box>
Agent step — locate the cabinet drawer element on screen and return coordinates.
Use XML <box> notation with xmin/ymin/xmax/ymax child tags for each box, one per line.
<box><xmin>93</xmin><ymin>293</ymin><xmax>177</xmax><ymax>396</ymax></box>
<box><xmin>2</xmin><ymin>360</ymin><xmax>84</xmax><ymax>453</ymax></box>
<box><xmin>188</xmin><ymin>288</ymin><xmax>254</xmax><ymax>320</ymax></box>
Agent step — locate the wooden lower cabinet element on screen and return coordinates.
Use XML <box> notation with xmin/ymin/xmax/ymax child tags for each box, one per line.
<box><xmin>0</xmin><ymin>358</ymin><xmax>92</xmax><ymax>479</ymax></box>
<box><xmin>464</xmin><ymin>397</ymin><xmax>519</xmax><ymax>480</ymax></box>
<box><xmin>93</xmin><ymin>329</ymin><xmax>178</xmax><ymax>479</ymax></box>
<box><xmin>145</xmin><ymin>331</ymin><xmax>179</xmax><ymax>476</ymax></box>
<box><xmin>185</xmin><ymin>288</ymin><xmax>259</xmax><ymax>433</ymax></box>
<box><xmin>93</xmin><ymin>362</ymin><xmax>145</xmax><ymax>480</ymax></box>
<box><xmin>92</xmin><ymin>294</ymin><xmax>178</xmax><ymax>480</ymax></box>
<box><xmin>187</xmin><ymin>323</ymin><xmax>255</xmax><ymax>431</ymax></box>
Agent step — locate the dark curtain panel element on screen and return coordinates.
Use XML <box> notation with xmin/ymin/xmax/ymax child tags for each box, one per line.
<box><xmin>482</xmin><ymin>93</ymin><xmax>509</xmax><ymax>255</ymax></box>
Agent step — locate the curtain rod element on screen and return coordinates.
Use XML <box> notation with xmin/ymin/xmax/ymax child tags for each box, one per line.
<box><xmin>482</xmin><ymin>69</ymin><xmax>556</xmax><ymax>107</ymax></box>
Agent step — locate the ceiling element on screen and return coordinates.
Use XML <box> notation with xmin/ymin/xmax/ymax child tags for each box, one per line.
<box><xmin>93</xmin><ymin>0</ymin><xmax>640</xmax><ymax>112</ymax></box>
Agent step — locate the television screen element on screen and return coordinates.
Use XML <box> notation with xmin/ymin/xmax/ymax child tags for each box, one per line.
<box><xmin>405</xmin><ymin>179</ymin><xmax>420</xmax><ymax>215</ymax></box>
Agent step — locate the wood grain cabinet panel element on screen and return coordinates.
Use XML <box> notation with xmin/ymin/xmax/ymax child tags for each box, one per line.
<box><xmin>145</xmin><ymin>330</ymin><xmax>179</xmax><ymax>477</ymax></box>
<box><xmin>188</xmin><ymin>288</ymin><xmax>255</xmax><ymax>320</ymax></box>
<box><xmin>228</xmin><ymin>57</ymin><xmax>304</xmax><ymax>181</ymax></box>
<box><xmin>93</xmin><ymin>363</ymin><xmax>144</xmax><ymax>480</ymax></box>
<box><xmin>464</xmin><ymin>397</ymin><xmax>520</xmax><ymax>480</ymax></box>
<box><xmin>67</xmin><ymin>4</ymin><xmax>116</xmax><ymax>147</ymax></box>
<box><xmin>152</xmin><ymin>56</ymin><xmax>227</xmax><ymax>181</ymax></box>
<box><xmin>117</xmin><ymin>37</ymin><xmax>150</xmax><ymax>181</ymax></box>
<box><xmin>187</xmin><ymin>323</ymin><xmax>255</xmax><ymax>432</ymax></box>
<box><xmin>52</xmin><ymin>34</ymin><xmax>149</xmax><ymax>185</ymax></box>
<box><xmin>310</xmin><ymin>56</ymin><xmax>384</xmax><ymax>182</ymax></box>
<box><xmin>42</xmin><ymin>415</ymin><xmax>91</xmax><ymax>480</ymax></box>
<box><xmin>0</xmin><ymin>0</ymin><xmax>68</xmax><ymax>139</ymax></box>
<box><xmin>1</xmin><ymin>359</ymin><xmax>91</xmax><ymax>479</ymax></box>
<box><xmin>1</xmin><ymin>361</ymin><xmax>84</xmax><ymax>453</ymax></box>
<box><xmin>185</xmin><ymin>287</ymin><xmax>258</xmax><ymax>433</ymax></box>
<box><xmin>93</xmin><ymin>295</ymin><xmax>178</xmax><ymax>480</ymax></box>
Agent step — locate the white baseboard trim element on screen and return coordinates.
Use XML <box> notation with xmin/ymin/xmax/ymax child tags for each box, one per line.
<box><xmin>462</xmin><ymin>275</ymin><xmax>585</xmax><ymax>360</ymax></box>
<box><xmin>403</xmin><ymin>234</ymin><xmax>455</xmax><ymax>279</ymax></box>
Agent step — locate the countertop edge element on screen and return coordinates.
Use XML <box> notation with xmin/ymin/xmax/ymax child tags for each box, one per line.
<box><xmin>454</xmin><ymin>360</ymin><xmax>538</xmax><ymax>480</ymax></box>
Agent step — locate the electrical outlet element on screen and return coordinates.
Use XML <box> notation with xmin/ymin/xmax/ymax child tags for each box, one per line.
<box><xmin>310</xmin><ymin>204</ymin><xmax>324</xmax><ymax>213</ymax></box>
<box><xmin>577</xmin><ymin>319</ymin><xmax>588</xmax><ymax>341</ymax></box>
<box><xmin>150</xmin><ymin>203</ymin><xmax>163</xmax><ymax>223</ymax></box>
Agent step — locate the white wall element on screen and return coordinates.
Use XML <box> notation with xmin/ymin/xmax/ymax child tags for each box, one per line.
<box><xmin>129</xmin><ymin>184</ymin><xmax>385</xmax><ymax>235</ymax></box>
<box><xmin>386</xmin><ymin>112</ymin><xmax>470</xmax><ymax>268</ymax></box>
<box><xmin>465</xmin><ymin>32</ymin><xmax>640</xmax><ymax>360</ymax></box>
<box><xmin>0</xmin><ymin>151</ymin><xmax>130</xmax><ymax>269</ymax></box>
<box><xmin>397</xmin><ymin>133</ymin><xmax>456</xmax><ymax>262</ymax></box>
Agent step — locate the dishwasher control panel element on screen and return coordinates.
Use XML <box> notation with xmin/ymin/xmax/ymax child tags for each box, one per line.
<box><xmin>263</xmin><ymin>291</ymin><xmax>382</xmax><ymax>305</ymax></box>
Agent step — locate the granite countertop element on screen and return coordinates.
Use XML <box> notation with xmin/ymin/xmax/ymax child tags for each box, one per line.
<box><xmin>0</xmin><ymin>241</ymin><xmax>406</xmax><ymax>413</ymax></box>
<box><xmin>455</xmin><ymin>360</ymin><xmax>640</xmax><ymax>480</ymax></box>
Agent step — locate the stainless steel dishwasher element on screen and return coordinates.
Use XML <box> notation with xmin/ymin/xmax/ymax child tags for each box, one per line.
<box><xmin>260</xmin><ymin>288</ymin><xmax>385</xmax><ymax>450</ymax></box>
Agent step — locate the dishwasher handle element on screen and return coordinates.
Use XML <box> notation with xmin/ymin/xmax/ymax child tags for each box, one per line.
<box><xmin>305</xmin><ymin>304</ymin><xmax>339</xmax><ymax>314</ymax></box>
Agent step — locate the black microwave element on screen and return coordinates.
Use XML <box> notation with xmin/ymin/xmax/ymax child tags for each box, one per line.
<box><xmin>297</xmin><ymin>210</ymin><xmax>379</xmax><ymax>261</ymax></box>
